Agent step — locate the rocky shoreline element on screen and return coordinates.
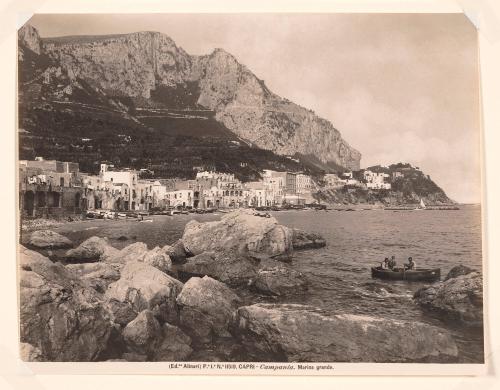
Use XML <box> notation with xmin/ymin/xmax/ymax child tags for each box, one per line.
<box><xmin>19</xmin><ymin>210</ymin><xmax>481</xmax><ymax>362</ymax></box>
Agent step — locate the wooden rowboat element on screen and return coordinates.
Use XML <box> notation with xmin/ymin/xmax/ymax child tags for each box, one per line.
<box><xmin>371</xmin><ymin>267</ymin><xmax>440</xmax><ymax>282</ymax></box>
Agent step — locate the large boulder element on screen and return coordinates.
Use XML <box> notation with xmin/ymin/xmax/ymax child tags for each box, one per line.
<box><xmin>154</xmin><ymin>323</ymin><xmax>193</xmax><ymax>361</ymax></box>
<box><xmin>253</xmin><ymin>259</ymin><xmax>308</xmax><ymax>296</ymax></box>
<box><xmin>232</xmin><ymin>304</ymin><xmax>459</xmax><ymax>362</ymax></box>
<box><xmin>19</xmin><ymin>246</ymin><xmax>114</xmax><ymax>361</ymax></box>
<box><xmin>178</xmin><ymin>251</ymin><xmax>258</xmax><ymax>286</ymax></box>
<box><xmin>164</xmin><ymin>240</ymin><xmax>189</xmax><ymax>264</ymax></box>
<box><xmin>105</xmin><ymin>299</ymin><xmax>138</xmax><ymax>327</ymax></box>
<box><xmin>106</xmin><ymin>242</ymin><xmax>172</xmax><ymax>274</ymax></box>
<box><xmin>444</xmin><ymin>265</ymin><xmax>474</xmax><ymax>281</ymax></box>
<box><xmin>65</xmin><ymin>236</ymin><xmax>119</xmax><ymax>262</ymax></box>
<box><xmin>176</xmin><ymin>276</ymin><xmax>241</xmax><ymax>343</ymax></box>
<box><xmin>26</xmin><ymin>230</ymin><xmax>73</xmax><ymax>249</ymax></box>
<box><xmin>122</xmin><ymin>310</ymin><xmax>162</xmax><ymax>357</ymax></box>
<box><xmin>291</xmin><ymin>229</ymin><xmax>326</xmax><ymax>250</ymax></box>
<box><xmin>66</xmin><ymin>262</ymin><xmax>122</xmax><ymax>293</ymax></box>
<box><xmin>107</xmin><ymin>242</ymin><xmax>148</xmax><ymax>264</ymax></box>
<box><xmin>142</xmin><ymin>246</ymin><xmax>173</xmax><ymax>274</ymax></box>
<box><xmin>105</xmin><ymin>261</ymin><xmax>183</xmax><ymax>325</ymax></box>
<box><xmin>122</xmin><ymin>310</ymin><xmax>192</xmax><ymax>361</ymax></box>
<box><xmin>414</xmin><ymin>272</ymin><xmax>483</xmax><ymax>326</ymax></box>
<box><xmin>182</xmin><ymin>210</ymin><xmax>293</xmax><ymax>261</ymax></box>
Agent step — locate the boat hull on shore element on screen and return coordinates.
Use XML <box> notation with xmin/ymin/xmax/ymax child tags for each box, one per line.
<box><xmin>371</xmin><ymin>267</ymin><xmax>441</xmax><ymax>282</ymax></box>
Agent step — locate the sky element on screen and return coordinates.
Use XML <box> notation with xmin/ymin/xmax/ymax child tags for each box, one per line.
<box><xmin>28</xmin><ymin>13</ymin><xmax>481</xmax><ymax>203</ymax></box>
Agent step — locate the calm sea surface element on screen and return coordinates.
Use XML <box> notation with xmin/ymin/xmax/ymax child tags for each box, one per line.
<box><xmin>50</xmin><ymin>204</ymin><xmax>484</xmax><ymax>363</ymax></box>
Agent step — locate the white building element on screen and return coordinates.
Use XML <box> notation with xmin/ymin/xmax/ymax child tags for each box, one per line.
<box><xmin>245</xmin><ymin>181</ymin><xmax>270</xmax><ymax>207</ymax></box>
<box><xmin>165</xmin><ymin>190</ymin><xmax>194</xmax><ymax>208</ymax></box>
<box><xmin>363</xmin><ymin>170</ymin><xmax>391</xmax><ymax>190</ymax></box>
<box><xmin>196</xmin><ymin>171</ymin><xmax>235</xmax><ymax>183</ymax></box>
<box><xmin>80</xmin><ymin>174</ymin><xmax>104</xmax><ymax>190</ymax></box>
<box><xmin>137</xmin><ymin>180</ymin><xmax>168</xmax><ymax>210</ymax></box>
<box><xmin>296</xmin><ymin>173</ymin><xmax>313</xmax><ymax>194</ymax></box>
<box><xmin>100</xmin><ymin>164</ymin><xmax>140</xmax><ymax>210</ymax></box>
<box><xmin>262</xmin><ymin>170</ymin><xmax>286</xmax><ymax>205</ymax></box>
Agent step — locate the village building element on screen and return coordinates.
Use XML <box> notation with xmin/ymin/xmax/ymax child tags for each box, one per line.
<box><xmin>363</xmin><ymin>170</ymin><xmax>392</xmax><ymax>190</ymax></box>
<box><xmin>392</xmin><ymin>171</ymin><xmax>403</xmax><ymax>180</ymax></box>
<box><xmin>285</xmin><ymin>172</ymin><xmax>297</xmax><ymax>195</ymax></box>
<box><xmin>245</xmin><ymin>181</ymin><xmax>269</xmax><ymax>207</ymax></box>
<box><xmin>165</xmin><ymin>190</ymin><xmax>194</xmax><ymax>208</ymax></box>
<box><xmin>137</xmin><ymin>179</ymin><xmax>168</xmax><ymax>210</ymax></box>
<box><xmin>100</xmin><ymin>163</ymin><xmax>140</xmax><ymax>210</ymax></box>
<box><xmin>199</xmin><ymin>186</ymin><xmax>224</xmax><ymax>209</ymax></box>
<box><xmin>262</xmin><ymin>170</ymin><xmax>286</xmax><ymax>205</ymax></box>
<box><xmin>296</xmin><ymin>173</ymin><xmax>313</xmax><ymax>194</ymax></box>
<box><xmin>19</xmin><ymin>159</ymin><xmax>85</xmax><ymax>217</ymax></box>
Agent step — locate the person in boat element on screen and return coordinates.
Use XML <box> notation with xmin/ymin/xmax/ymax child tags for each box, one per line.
<box><xmin>388</xmin><ymin>256</ymin><xmax>397</xmax><ymax>270</ymax></box>
<box><xmin>380</xmin><ymin>257</ymin><xmax>390</xmax><ymax>269</ymax></box>
<box><xmin>405</xmin><ymin>257</ymin><xmax>416</xmax><ymax>270</ymax></box>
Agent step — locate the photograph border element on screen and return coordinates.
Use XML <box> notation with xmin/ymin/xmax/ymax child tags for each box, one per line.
<box><xmin>2</xmin><ymin>0</ymin><xmax>499</xmax><ymax>386</ymax></box>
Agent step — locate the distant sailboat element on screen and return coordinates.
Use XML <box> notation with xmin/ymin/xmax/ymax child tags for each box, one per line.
<box><xmin>416</xmin><ymin>198</ymin><xmax>426</xmax><ymax>210</ymax></box>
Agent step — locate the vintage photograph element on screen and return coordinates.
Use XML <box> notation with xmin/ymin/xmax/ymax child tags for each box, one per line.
<box><xmin>17</xmin><ymin>13</ymin><xmax>483</xmax><ymax>365</ymax></box>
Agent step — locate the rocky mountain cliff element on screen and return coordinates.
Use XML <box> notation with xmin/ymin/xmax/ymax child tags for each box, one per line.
<box><xmin>19</xmin><ymin>24</ymin><xmax>361</xmax><ymax>171</ymax></box>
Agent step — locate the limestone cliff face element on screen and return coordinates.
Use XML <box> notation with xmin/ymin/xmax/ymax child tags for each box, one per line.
<box><xmin>43</xmin><ymin>32</ymin><xmax>193</xmax><ymax>99</ymax></box>
<box><xmin>18</xmin><ymin>24</ymin><xmax>41</xmax><ymax>55</ymax></box>
<box><xmin>31</xmin><ymin>26</ymin><xmax>361</xmax><ymax>170</ymax></box>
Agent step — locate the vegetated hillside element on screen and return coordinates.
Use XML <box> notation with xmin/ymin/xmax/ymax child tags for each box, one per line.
<box><xmin>314</xmin><ymin>163</ymin><xmax>453</xmax><ymax>206</ymax></box>
<box><xmin>18</xmin><ymin>24</ymin><xmax>361</xmax><ymax>172</ymax></box>
<box><xmin>19</xmin><ymin>101</ymin><xmax>318</xmax><ymax>180</ymax></box>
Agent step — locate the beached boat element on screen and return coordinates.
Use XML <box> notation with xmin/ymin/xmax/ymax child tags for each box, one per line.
<box><xmin>371</xmin><ymin>266</ymin><xmax>440</xmax><ymax>282</ymax></box>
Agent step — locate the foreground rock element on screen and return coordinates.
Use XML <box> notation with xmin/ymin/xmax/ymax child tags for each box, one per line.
<box><xmin>253</xmin><ymin>259</ymin><xmax>308</xmax><ymax>296</ymax></box>
<box><xmin>291</xmin><ymin>229</ymin><xmax>326</xmax><ymax>250</ymax></box>
<box><xmin>178</xmin><ymin>252</ymin><xmax>307</xmax><ymax>295</ymax></box>
<box><xmin>122</xmin><ymin>310</ymin><xmax>192</xmax><ymax>361</ymax></box>
<box><xmin>105</xmin><ymin>262</ymin><xmax>183</xmax><ymax>325</ymax></box>
<box><xmin>182</xmin><ymin>210</ymin><xmax>293</xmax><ymax>261</ymax></box>
<box><xmin>444</xmin><ymin>265</ymin><xmax>474</xmax><ymax>281</ymax></box>
<box><xmin>65</xmin><ymin>236</ymin><xmax>119</xmax><ymax>262</ymax></box>
<box><xmin>156</xmin><ymin>323</ymin><xmax>193</xmax><ymax>361</ymax></box>
<box><xmin>109</xmin><ymin>242</ymin><xmax>148</xmax><ymax>263</ymax></box>
<box><xmin>232</xmin><ymin>304</ymin><xmax>458</xmax><ymax>362</ymax></box>
<box><xmin>122</xmin><ymin>310</ymin><xmax>161</xmax><ymax>357</ymax></box>
<box><xmin>19</xmin><ymin>246</ymin><xmax>114</xmax><ymax>361</ymax></box>
<box><xmin>177</xmin><ymin>276</ymin><xmax>241</xmax><ymax>343</ymax></box>
<box><xmin>164</xmin><ymin>240</ymin><xmax>189</xmax><ymax>264</ymax></box>
<box><xmin>414</xmin><ymin>271</ymin><xmax>483</xmax><ymax>326</ymax></box>
<box><xmin>107</xmin><ymin>242</ymin><xmax>172</xmax><ymax>274</ymax></box>
<box><xmin>178</xmin><ymin>251</ymin><xmax>257</xmax><ymax>286</ymax></box>
<box><xmin>27</xmin><ymin>230</ymin><xmax>73</xmax><ymax>249</ymax></box>
<box><xmin>66</xmin><ymin>262</ymin><xmax>122</xmax><ymax>293</ymax></box>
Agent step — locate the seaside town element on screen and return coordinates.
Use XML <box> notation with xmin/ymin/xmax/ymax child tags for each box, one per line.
<box><xmin>18</xmin><ymin>157</ymin><xmax>407</xmax><ymax>218</ymax></box>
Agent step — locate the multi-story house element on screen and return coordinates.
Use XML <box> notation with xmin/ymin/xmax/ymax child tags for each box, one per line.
<box><xmin>262</xmin><ymin>170</ymin><xmax>286</xmax><ymax>205</ymax></box>
<box><xmin>100</xmin><ymin>164</ymin><xmax>140</xmax><ymax>210</ymax></box>
<box><xmin>165</xmin><ymin>190</ymin><xmax>194</xmax><ymax>208</ymax></box>
<box><xmin>296</xmin><ymin>173</ymin><xmax>313</xmax><ymax>194</ymax></box>
<box><xmin>363</xmin><ymin>170</ymin><xmax>391</xmax><ymax>190</ymax></box>
<box><xmin>285</xmin><ymin>172</ymin><xmax>297</xmax><ymax>195</ymax></box>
